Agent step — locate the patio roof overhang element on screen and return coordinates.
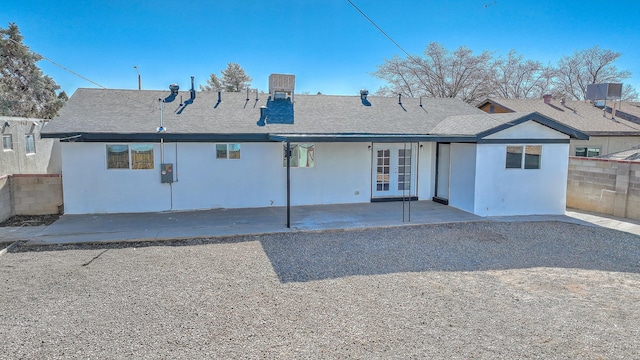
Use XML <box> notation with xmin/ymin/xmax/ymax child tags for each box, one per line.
<box><xmin>43</xmin><ymin>131</ymin><xmax>480</xmax><ymax>144</ymax></box>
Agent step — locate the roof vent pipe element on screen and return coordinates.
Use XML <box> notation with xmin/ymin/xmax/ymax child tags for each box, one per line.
<box><xmin>398</xmin><ymin>93</ymin><xmax>402</xmax><ymax>105</ymax></box>
<box><xmin>543</xmin><ymin>94</ymin><xmax>552</xmax><ymax>104</ymax></box>
<box><xmin>246</xmin><ymin>88</ymin><xmax>250</xmax><ymax>101</ymax></box>
<box><xmin>217</xmin><ymin>91</ymin><xmax>222</xmax><ymax>103</ymax></box>
<box><xmin>190</xmin><ymin>76</ymin><xmax>196</xmax><ymax>100</ymax></box>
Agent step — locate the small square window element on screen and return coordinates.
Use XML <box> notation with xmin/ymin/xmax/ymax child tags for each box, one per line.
<box><xmin>131</xmin><ymin>144</ymin><xmax>154</xmax><ymax>170</ymax></box>
<box><xmin>2</xmin><ymin>134</ymin><xmax>12</xmax><ymax>150</ymax></box>
<box><xmin>575</xmin><ymin>146</ymin><xmax>600</xmax><ymax>157</ymax></box>
<box><xmin>283</xmin><ymin>144</ymin><xmax>315</xmax><ymax>168</ymax></box>
<box><xmin>216</xmin><ymin>144</ymin><xmax>240</xmax><ymax>159</ymax></box>
<box><xmin>25</xmin><ymin>134</ymin><xmax>36</xmax><ymax>154</ymax></box>
<box><xmin>524</xmin><ymin>145</ymin><xmax>541</xmax><ymax>169</ymax></box>
<box><xmin>228</xmin><ymin>144</ymin><xmax>240</xmax><ymax>159</ymax></box>
<box><xmin>506</xmin><ymin>145</ymin><xmax>542</xmax><ymax>169</ymax></box>
<box><xmin>216</xmin><ymin>144</ymin><xmax>228</xmax><ymax>159</ymax></box>
<box><xmin>505</xmin><ymin>146</ymin><xmax>523</xmax><ymax>169</ymax></box>
<box><xmin>107</xmin><ymin>145</ymin><xmax>130</xmax><ymax>169</ymax></box>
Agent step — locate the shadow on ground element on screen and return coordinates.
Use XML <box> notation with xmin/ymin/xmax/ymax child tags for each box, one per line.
<box><xmin>260</xmin><ymin>222</ymin><xmax>640</xmax><ymax>283</ymax></box>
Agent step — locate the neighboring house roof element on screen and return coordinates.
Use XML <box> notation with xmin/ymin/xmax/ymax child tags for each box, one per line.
<box><xmin>42</xmin><ymin>88</ymin><xmax>486</xmax><ymax>142</ymax></box>
<box><xmin>478</xmin><ymin>98</ymin><xmax>640</xmax><ymax>136</ymax></box>
<box><xmin>595</xmin><ymin>147</ymin><xmax>640</xmax><ymax>161</ymax></box>
<box><xmin>430</xmin><ymin>112</ymin><xmax>589</xmax><ymax>140</ymax></box>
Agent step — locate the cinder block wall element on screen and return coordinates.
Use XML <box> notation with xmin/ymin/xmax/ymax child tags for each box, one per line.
<box><xmin>567</xmin><ymin>157</ymin><xmax>640</xmax><ymax>220</ymax></box>
<box><xmin>11</xmin><ymin>174</ymin><xmax>63</xmax><ymax>216</ymax></box>
<box><xmin>0</xmin><ymin>176</ymin><xmax>12</xmax><ymax>222</ymax></box>
<box><xmin>0</xmin><ymin>175</ymin><xmax>63</xmax><ymax>222</ymax></box>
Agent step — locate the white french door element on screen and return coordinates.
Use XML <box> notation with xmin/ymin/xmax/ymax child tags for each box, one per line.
<box><xmin>372</xmin><ymin>143</ymin><xmax>417</xmax><ymax>198</ymax></box>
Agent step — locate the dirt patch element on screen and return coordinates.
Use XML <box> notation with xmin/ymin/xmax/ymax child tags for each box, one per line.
<box><xmin>0</xmin><ymin>214</ymin><xmax>60</xmax><ymax>227</ymax></box>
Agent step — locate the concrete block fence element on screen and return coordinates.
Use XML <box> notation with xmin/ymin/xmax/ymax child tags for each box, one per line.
<box><xmin>0</xmin><ymin>174</ymin><xmax>63</xmax><ymax>223</ymax></box>
<box><xmin>567</xmin><ymin>157</ymin><xmax>640</xmax><ymax>221</ymax></box>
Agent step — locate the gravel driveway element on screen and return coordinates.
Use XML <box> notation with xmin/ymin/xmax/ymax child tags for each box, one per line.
<box><xmin>1</xmin><ymin>221</ymin><xmax>639</xmax><ymax>359</ymax></box>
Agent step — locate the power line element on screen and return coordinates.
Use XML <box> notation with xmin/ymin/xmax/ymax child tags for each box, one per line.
<box><xmin>345</xmin><ymin>0</ymin><xmax>430</xmax><ymax>96</ymax></box>
<box><xmin>5</xmin><ymin>37</ymin><xmax>107</xmax><ymax>89</ymax></box>
<box><xmin>345</xmin><ymin>0</ymin><xmax>413</xmax><ymax>59</ymax></box>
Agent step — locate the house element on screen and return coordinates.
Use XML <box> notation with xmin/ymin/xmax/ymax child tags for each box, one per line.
<box><xmin>1</xmin><ymin>116</ymin><xmax>61</xmax><ymax>176</ymax></box>
<box><xmin>41</xmin><ymin>75</ymin><xmax>588</xmax><ymax>217</ymax></box>
<box><xmin>477</xmin><ymin>96</ymin><xmax>640</xmax><ymax>158</ymax></box>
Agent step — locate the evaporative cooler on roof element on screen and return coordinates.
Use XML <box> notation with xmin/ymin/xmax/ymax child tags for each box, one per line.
<box><xmin>269</xmin><ymin>74</ymin><xmax>295</xmax><ymax>100</ymax></box>
<box><xmin>585</xmin><ymin>83</ymin><xmax>622</xmax><ymax>101</ymax></box>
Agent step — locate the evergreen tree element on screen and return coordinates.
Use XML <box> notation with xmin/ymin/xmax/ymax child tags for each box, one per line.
<box><xmin>200</xmin><ymin>63</ymin><xmax>252</xmax><ymax>92</ymax></box>
<box><xmin>0</xmin><ymin>22</ymin><xmax>65</xmax><ymax>118</ymax></box>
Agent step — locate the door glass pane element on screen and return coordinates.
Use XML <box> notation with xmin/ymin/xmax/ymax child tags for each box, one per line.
<box><xmin>397</xmin><ymin>148</ymin><xmax>412</xmax><ymax>191</ymax></box>
<box><xmin>376</xmin><ymin>149</ymin><xmax>390</xmax><ymax>192</ymax></box>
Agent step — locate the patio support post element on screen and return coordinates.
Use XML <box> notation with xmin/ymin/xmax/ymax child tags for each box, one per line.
<box><xmin>286</xmin><ymin>141</ymin><xmax>291</xmax><ymax>228</ymax></box>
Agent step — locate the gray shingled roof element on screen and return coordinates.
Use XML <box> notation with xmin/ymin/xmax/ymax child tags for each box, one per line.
<box><xmin>430</xmin><ymin>113</ymin><xmax>525</xmax><ymax>136</ymax></box>
<box><xmin>480</xmin><ymin>98</ymin><xmax>640</xmax><ymax>136</ymax></box>
<box><xmin>42</xmin><ymin>88</ymin><xmax>486</xmax><ymax>141</ymax></box>
<box><xmin>430</xmin><ymin>112</ymin><xmax>588</xmax><ymax>139</ymax></box>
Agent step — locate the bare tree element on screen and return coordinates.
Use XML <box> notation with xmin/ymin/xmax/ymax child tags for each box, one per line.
<box><xmin>0</xmin><ymin>22</ymin><xmax>65</xmax><ymax>118</ymax></box>
<box><xmin>555</xmin><ymin>46</ymin><xmax>631</xmax><ymax>100</ymax></box>
<box><xmin>373</xmin><ymin>42</ymin><xmax>494</xmax><ymax>103</ymax></box>
<box><xmin>491</xmin><ymin>50</ymin><xmax>550</xmax><ymax>99</ymax></box>
<box><xmin>622</xmin><ymin>84</ymin><xmax>639</xmax><ymax>101</ymax></box>
<box><xmin>374</xmin><ymin>42</ymin><xmax>638</xmax><ymax>102</ymax></box>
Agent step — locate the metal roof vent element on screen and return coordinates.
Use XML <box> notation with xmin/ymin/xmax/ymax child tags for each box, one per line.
<box><xmin>360</xmin><ymin>89</ymin><xmax>369</xmax><ymax>99</ymax></box>
<box><xmin>169</xmin><ymin>84</ymin><xmax>180</xmax><ymax>96</ymax></box>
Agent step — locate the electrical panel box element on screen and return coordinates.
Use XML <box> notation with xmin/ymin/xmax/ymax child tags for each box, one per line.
<box><xmin>161</xmin><ymin>163</ymin><xmax>173</xmax><ymax>183</ymax></box>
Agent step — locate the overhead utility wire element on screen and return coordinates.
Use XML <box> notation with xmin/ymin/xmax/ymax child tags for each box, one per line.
<box><xmin>6</xmin><ymin>37</ymin><xmax>107</xmax><ymax>89</ymax></box>
<box><xmin>345</xmin><ymin>0</ymin><xmax>430</xmax><ymax>96</ymax></box>
<box><xmin>345</xmin><ymin>0</ymin><xmax>413</xmax><ymax>59</ymax></box>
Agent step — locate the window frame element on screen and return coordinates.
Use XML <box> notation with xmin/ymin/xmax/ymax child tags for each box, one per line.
<box><xmin>106</xmin><ymin>144</ymin><xmax>154</xmax><ymax>170</ymax></box>
<box><xmin>574</xmin><ymin>146</ymin><xmax>601</xmax><ymax>158</ymax></box>
<box><xmin>215</xmin><ymin>143</ymin><xmax>241</xmax><ymax>160</ymax></box>
<box><xmin>24</xmin><ymin>134</ymin><xmax>36</xmax><ymax>154</ymax></box>
<box><xmin>2</xmin><ymin>134</ymin><xmax>12</xmax><ymax>151</ymax></box>
<box><xmin>505</xmin><ymin>145</ymin><xmax>542</xmax><ymax>170</ymax></box>
<box><xmin>283</xmin><ymin>143</ymin><xmax>315</xmax><ymax>168</ymax></box>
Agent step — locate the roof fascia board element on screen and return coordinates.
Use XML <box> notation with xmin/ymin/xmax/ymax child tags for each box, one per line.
<box><xmin>477</xmin><ymin>138</ymin><xmax>570</xmax><ymax>144</ymax></box>
<box><xmin>268</xmin><ymin>134</ymin><xmax>477</xmax><ymax>143</ymax></box>
<box><xmin>43</xmin><ymin>132</ymin><xmax>271</xmax><ymax>142</ymax></box>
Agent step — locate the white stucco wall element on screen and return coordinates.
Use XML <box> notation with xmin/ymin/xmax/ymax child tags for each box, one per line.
<box><xmin>473</xmin><ymin>121</ymin><xmax>570</xmax><ymax>216</ymax></box>
<box><xmin>473</xmin><ymin>143</ymin><xmax>569</xmax><ymax>216</ymax></box>
<box><xmin>448</xmin><ymin>143</ymin><xmax>477</xmax><ymax>213</ymax></box>
<box><xmin>417</xmin><ymin>142</ymin><xmax>436</xmax><ymax>200</ymax></box>
<box><xmin>61</xmin><ymin>141</ymin><xmax>374</xmax><ymax>214</ymax></box>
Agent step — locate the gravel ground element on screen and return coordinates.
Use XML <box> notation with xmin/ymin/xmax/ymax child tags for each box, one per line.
<box><xmin>1</xmin><ymin>221</ymin><xmax>639</xmax><ymax>359</ymax></box>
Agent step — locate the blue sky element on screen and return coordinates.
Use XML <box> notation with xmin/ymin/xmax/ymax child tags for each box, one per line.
<box><xmin>3</xmin><ymin>0</ymin><xmax>640</xmax><ymax>97</ymax></box>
